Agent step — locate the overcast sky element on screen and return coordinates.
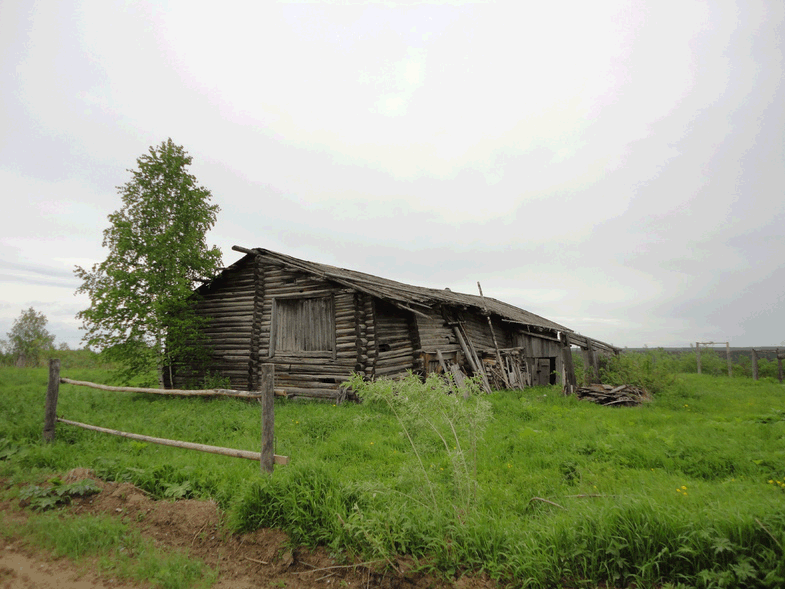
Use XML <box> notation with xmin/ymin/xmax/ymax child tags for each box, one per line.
<box><xmin>1</xmin><ymin>0</ymin><xmax>783</xmax><ymax>350</ymax></box>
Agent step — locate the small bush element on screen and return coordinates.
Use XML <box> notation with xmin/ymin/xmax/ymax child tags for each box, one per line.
<box><xmin>599</xmin><ymin>351</ymin><xmax>678</xmax><ymax>394</ymax></box>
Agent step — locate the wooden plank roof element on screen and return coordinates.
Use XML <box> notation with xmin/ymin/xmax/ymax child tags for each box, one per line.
<box><xmin>229</xmin><ymin>246</ymin><xmax>571</xmax><ymax>334</ymax></box>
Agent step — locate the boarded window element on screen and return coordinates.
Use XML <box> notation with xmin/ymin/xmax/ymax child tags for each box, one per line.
<box><xmin>272</xmin><ymin>296</ymin><xmax>335</xmax><ymax>356</ymax></box>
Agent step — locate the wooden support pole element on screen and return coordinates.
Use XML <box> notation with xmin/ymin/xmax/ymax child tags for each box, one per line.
<box><xmin>477</xmin><ymin>282</ymin><xmax>510</xmax><ymax>389</ymax></box>
<box><xmin>752</xmin><ymin>348</ymin><xmax>759</xmax><ymax>381</ymax></box>
<box><xmin>56</xmin><ymin>418</ymin><xmax>289</xmax><ymax>464</ymax></box>
<box><xmin>259</xmin><ymin>363</ymin><xmax>275</xmax><ymax>474</ymax></box>
<box><xmin>726</xmin><ymin>342</ymin><xmax>733</xmax><ymax>377</ymax></box>
<box><xmin>777</xmin><ymin>350</ymin><xmax>783</xmax><ymax>383</ymax></box>
<box><xmin>696</xmin><ymin>342</ymin><xmax>701</xmax><ymax>374</ymax></box>
<box><xmin>561</xmin><ymin>334</ymin><xmax>576</xmax><ymax>395</ymax></box>
<box><xmin>43</xmin><ymin>358</ymin><xmax>60</xmax><ymax>443</ymax></box>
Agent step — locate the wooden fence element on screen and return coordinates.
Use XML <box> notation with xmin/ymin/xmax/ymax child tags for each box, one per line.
<box><xmin>696</xmin><ymin>342</ymin><xmax>784</xmax><ymax>382</ymax></box>
<box><xmin>42</xmin><ymin>359</ymin><xmax>288</xmax><ymax>473</ymax></box>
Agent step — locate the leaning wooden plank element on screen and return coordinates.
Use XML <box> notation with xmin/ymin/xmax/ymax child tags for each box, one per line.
<box><xmin>56</xmin><ymin>418</ymin><xmax>289</xmax><ymax>465</ymax></box>
<box><xmin>59</xmin><ymin>378</ymin><xmax>263</xmax><ymax>398</ymax></box>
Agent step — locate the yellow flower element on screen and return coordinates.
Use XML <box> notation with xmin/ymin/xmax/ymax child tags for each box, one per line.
<box><xmin>769</xmin><ymin>480</ymin><xmax>775</xmax><ymax>484</ymax></box>
<box><xmin>681</xmin><ymin>486</ymin><xmax>687</xmax><ymax>490</ymax></box>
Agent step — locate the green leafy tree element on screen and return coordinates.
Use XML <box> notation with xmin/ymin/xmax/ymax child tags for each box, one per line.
<box><xmin>75</xmin><ymin>139</ymin><xmax>222</xmax><ymax>386</ymax></box>
<box><xmin>6</xmin><ymin>307</ymin><xmax>56</xmax><ymax>367</ymax></box>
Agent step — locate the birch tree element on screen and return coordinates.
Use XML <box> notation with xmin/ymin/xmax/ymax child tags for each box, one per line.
<box><xmin>75</xmin><ymin>139</ymin><xmax>222</xmax><ymax>385</ymax></box>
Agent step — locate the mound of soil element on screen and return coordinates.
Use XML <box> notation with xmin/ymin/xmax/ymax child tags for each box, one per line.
<box><xmin>1</xmin><ymin>469</ymin><xmax>495</xmax><ymax>589</ymax></box>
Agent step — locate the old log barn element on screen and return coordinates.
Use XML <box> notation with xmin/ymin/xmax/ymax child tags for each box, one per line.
<box><xmin>169</xmin><ymin>246</ymin><xmax>617</xmax><ymax>400</ymax></box>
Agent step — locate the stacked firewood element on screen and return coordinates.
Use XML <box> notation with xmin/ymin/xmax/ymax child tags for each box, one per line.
<box><xmin>574</xmin><ymin>384</ymin><xmax>651</xmax><ymax>407</ymax></box>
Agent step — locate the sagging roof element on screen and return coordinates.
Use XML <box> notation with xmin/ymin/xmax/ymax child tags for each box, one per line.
<box><xmin>228</xmin><ymin>246</ymin><xmax>571</xmax><ymax>334</ymax></box>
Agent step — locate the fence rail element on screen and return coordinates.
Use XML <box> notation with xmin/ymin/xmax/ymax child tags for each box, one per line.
<box><xmin>43</xmin><ymin>359</ymin><xmax>288</xmax><ymax>473</ymax></box>
<box><xmin>59</xmin><ymin>378</ymin><xmax>265</xmax><ymax>398</ymax></box>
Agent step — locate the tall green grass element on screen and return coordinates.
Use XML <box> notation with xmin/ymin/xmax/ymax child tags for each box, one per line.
<box><xmin>2</xmin><ymin>364</ymin><xmax>784</xmax><ymax>587</ymax></box>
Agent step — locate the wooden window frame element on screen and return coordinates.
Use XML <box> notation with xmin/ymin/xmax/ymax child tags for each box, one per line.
<box><xmin>269</xmin><ymin>294</ymin><xmax>336</xmax><ymax>360</ymax></box>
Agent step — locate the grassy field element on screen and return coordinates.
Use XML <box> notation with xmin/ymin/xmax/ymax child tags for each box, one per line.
<box><xmin>1</xmin><ymin>362</ymin><xmax>784</xmax><ymax>588</ymax></box>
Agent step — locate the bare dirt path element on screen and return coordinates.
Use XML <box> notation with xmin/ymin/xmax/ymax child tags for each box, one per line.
<box><xmin>0</xmin><ymin>545</ymin><xmax>139</xmax><ymax>589</ymax></box>
<box><xmin>1</xmin><ymin>470</ymin><xmax>493</xmax><ymax>589</ymax></box>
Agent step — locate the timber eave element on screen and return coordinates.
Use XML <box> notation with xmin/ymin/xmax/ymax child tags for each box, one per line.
<box><xmin>229</xmin><ymin>245</ymin><xmax>574</xmax><ymax>335</ymax></box>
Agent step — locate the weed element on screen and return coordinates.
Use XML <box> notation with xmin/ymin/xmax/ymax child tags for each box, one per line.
<box><xmin>18</xmin><ymin>477</ymin><xmax>100</xmax><ymax>510</ymax></box>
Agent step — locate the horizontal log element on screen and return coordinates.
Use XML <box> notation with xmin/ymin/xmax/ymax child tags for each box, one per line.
<box><xmin>375</xmin><ymin>355</ymin><xmax>417</xmax><ymax>366</ymax></box>
<box><xmin>276</xmin><ymin>379</ymin><xmax>342</xmax><ymax>389</ymax></box>
<box><xmin>374</xmin><ymin>365</ymin><xmax>414</xmax><ymax>376</ymax></box>
<box><xmin>201</xmin><ymin>285</ymin><xmax>255</xmax><ymax>294</ymax></box>
<box><xmin>277</xmin><ymin>372</ymin><xmax>346</xmax><ymax>381</ymax></box>
<box><xmin>196</xmin><ymin>304</ymin><xmax>254</xmax><ymax>313</ymax></box>
<box><xmin>200</xmin><ymin>291</ymin><xmax>255</xmax><ymax>300</ymax></box>
<box><xmin>60</xmin><ymin>378</ymin><xmax>261</xmax><ymax>398</ymax></box>
<box><xmin>270</xmin><ymin>356</ymin><xmax>339</xmax><ymax>365</ymax></box>
<box><xmin>56</xmin><ymin>418</ymin><xmax>289</xmax><ymax>465</ymax></box>
<box><xmin>266</xmin><ymin>288</ymin><xmax>335</xmax><ymax>297</ymax></box>
<box><xmin>203</xmin><ymin>332</ymin><xmax>252</xmax><ymax>340</ymax></box>
<box><xmin>197</xmin><ymin>313</ymin><xmax>253</xmax><ymax>321</ymax></box>
<box><xmin>378</xmin><ymin>345</ymin><xmax>416</xmax><ymax>356</ymax></box>
<box><xmin>277</xmin><ymin>387</ymin><xmax>343</xmax><ymax>399</ymax></box>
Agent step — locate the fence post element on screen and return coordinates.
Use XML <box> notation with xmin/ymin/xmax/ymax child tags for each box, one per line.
<box><xmin>777</xmin><ymin>349</ymin><xmax>783</xmax><ymax>384</ymax></box>
<box><xmin>43</xmin><ymin>358</ymin><xmax>60</xmax><ymax>443</ymax></box>
<box><xmin>751</xmin><ymin>349</ymin><xmax>759</xmax><ymax>381</ymax></box>
<box><xmin>726</xmin><ymin>342</ymin><xmax>732</xmax><ymax>377</ymax></box>
<box><xmin>696</xmin><ymin>342</ymin><xmax>701</xmax><ymax>374</ymax></box>
<box><xmin>259</xmin><ymin>364</ymin><xmax>275</xmax><ymax>474</ymax></box>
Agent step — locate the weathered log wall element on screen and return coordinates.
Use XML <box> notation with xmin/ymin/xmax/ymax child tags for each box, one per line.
<box><xmin>172</xmin><ymin>259</ymin><xmax>255</xmax><ymax>390</ymax></box>
<box><xmin>259</xmin><ymin>264</ymin><xmax>358</xmax><ymax>397</ymax></box>
<box><xmin>372</xmin><ymin>301</ymin><xmax>418</xmax><ymax>377</ymax></box>
<box><xmin>174</xmin><ymin>254</ymin><xmax>573</xmax><ymax>396</ymax></box>
<box><xmin>415</xmin><ymin>309</ymin><xmax>459</xmax><ymax>353</ymax></box>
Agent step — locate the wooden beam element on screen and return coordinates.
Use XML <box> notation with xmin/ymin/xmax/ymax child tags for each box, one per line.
<box><xmin>43</xmin><ymin>359</ymin><xmax>60</xmax><ymax>443</ymax></box>
<box><xmin>57</xmin><ymin>418</ymin><xmax>289</xmax><ymax>465</ymax></box>
<box><xmin>60</xmin><ymin>378</ymin><xmax>263</xmax><ymax>398</ymax></box>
